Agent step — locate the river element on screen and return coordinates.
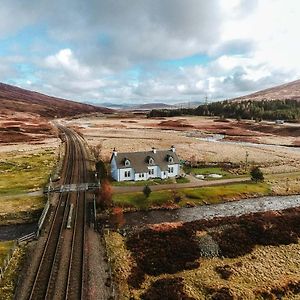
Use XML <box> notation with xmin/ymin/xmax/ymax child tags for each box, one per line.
<box><xmin>0</xmin><ymin>222</ymin><xmax>37</xmax><ymax>241</ymax></box>
<box><xmin>122</xmin><ymin>194</ymin><xmax>300</xmax><ymax>227</ymax></box>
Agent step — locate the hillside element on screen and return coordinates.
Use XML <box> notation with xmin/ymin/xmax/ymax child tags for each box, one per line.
<box><xmin>148</xmin><ymin>79</ymin><xmax>300</xmax><ymax>122</ymax></box>
<box><xmin>0</xmin><ymin>82</ymin><xmax>112</xmax><ymax>143</ymax></box>
<box><xmin>232</xmin><ymin>79</ymin><xmax>300</xmax><ymax>102</ymax></box>
<box><xmin>0</xmin><ymin>82</ymin><xmax>111</xmax><ymax>118</ymax></box>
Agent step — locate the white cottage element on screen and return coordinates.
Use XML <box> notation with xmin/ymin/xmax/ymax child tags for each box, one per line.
<box><xmin>110</xmin><ymin>146</ymin><xmax>180</xmax><ymax>182</ymax></box>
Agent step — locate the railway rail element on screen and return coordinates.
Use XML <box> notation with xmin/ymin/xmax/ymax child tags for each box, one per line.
<box><xmin>27</xmin><ymin>126</ymin><xmax>89</xmax><ymax>300</ymax></box>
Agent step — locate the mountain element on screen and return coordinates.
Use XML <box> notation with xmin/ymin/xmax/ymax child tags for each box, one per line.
<box><xmin>0</xmin><ymin>82</ymin><xmax>112</xmax><ymax>118</ymax></box>
<box><xmin>232</xmin><ymin>79</ymin><xmax>300</xmax><ymax>102</ymax></box>
<box><xmin>132</xmin><ymin>103</ymin><xmax>175</xmax><ymax>110</ymax></box>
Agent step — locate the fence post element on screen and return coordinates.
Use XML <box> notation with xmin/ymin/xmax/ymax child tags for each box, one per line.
<box><xmin>93</xmin><ymin>194</ymin><xmax>97</xmax><ymax>230</ymax></box>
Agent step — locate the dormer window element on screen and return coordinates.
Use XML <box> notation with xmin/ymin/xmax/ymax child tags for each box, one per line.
<box><xmin>149</xmin><ymin>157</ymin><xmax>154</xmax><ymax>165</ymax></box>
<box><xmin>124</xmin><ymin>159</ymin><xmax>130</xmax><ymax>167</ymax></box>
<box><xmin>168</xmin><ymin>156</ymin><xmax>174</xmax><ymax>163</ymax></box>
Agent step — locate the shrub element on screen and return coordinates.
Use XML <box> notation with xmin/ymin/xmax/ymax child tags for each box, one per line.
<box><xmin>143</xmin><ymin>185</ymin><xmax>152</xmax><ymax>198</ymax></box>
<box><xmin>141</xmin><ymin>278</ymin><xmax>195</xmax><ymax>300</ymax></box>
<box><xmin>250</xmin><ymin>166</ymin><xmax>264</xmax><ymax>182</ymax></box>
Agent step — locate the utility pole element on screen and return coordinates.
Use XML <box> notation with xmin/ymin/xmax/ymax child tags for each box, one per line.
<box><xmin>245</xmin><ymin>151</ymin><xmax>249</xmax><ymax>171</ymax></box>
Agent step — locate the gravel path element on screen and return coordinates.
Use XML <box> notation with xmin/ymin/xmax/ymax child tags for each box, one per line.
<box><xmin>86</xmin><ymin>228</ymin><xmax>111</xmax><ymax>300</ymax></box>
<box><xmin>123</xmin><ymin>194</ymin><xmax>300</xmax><ymax>227</ymax></box>
<box><xmin>113</xmin><ymin>177</ymin><xmax>250</xmax><ymax>194</ymax></box>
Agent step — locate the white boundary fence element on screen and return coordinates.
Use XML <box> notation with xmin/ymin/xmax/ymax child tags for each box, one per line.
<box><xmin>0</xmin><ymin>241</ymin><xmax>18</xmax><ymax>282</ymax></box>
<box><xmin>36</xmin><ymin>198</ymin><xmax>50</xmax><ymax>237</ymax></box>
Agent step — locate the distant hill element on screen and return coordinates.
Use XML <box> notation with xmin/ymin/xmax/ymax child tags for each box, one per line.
<box><xmin>132</xmin><ymin>103</ymin><xmax>175</xmax><ymax>110</ymax></box>
<box><xmin>232</xmin><ymin>79</ymin><xmax>300</xmax><ymax>102</ymax></box>
<box><xmin>0</xmin><ymin>82</ymin><xmax>112</xmax><ymax>118</ymax></box>
<box><xmin>94</xmin><ymin>101</ymin><xmax>204</xmax><ymax>110</ymax></box>
<box><xmin>148</xmin><ymin>79</ymin><xmax>300</xmax><ymax>122</ymax></box>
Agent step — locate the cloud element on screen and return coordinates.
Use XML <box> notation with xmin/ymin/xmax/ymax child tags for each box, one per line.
<box><xmin>1</xmin><ymin>0</ymin><xmax>300</xmax><ymax>104</ymax></box>
<box><xmin>44</xmin><ymin>49</ymin><xmax>90</xmax><ymax>78</ymax></box>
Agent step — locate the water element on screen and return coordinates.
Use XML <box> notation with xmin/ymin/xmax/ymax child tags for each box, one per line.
<box><xmin>122</xmin><ymin>194</ymin><xmax>300</xmax><ymax>227</ymax></box>
<box><xmin>0</xmin><ymin>222</ymin><xmax>37</xmax><ymax>241</ymax></box>
<box><xmin>196</xmin><ymin>135</ymin><xmax>300</xmax><ymax>152</ymax></box>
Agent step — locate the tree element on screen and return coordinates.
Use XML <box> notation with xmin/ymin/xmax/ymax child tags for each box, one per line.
<box><xmin>98</xmin><ymin>179</ymin><xmax>113</xmax><ymax>209</ymax></box>
<box><xmin>250</xmin><ymin>166</ymin><xmax>264</xmax><ymax>182</ymax></box>
<box><xmin>143</xmin><ymin>185</ymin><xmax>152</xmax><ymax>198</ymax></box>
<box><xmin>91</xmin><ymin>143</ymin><xmax>103</xmax><ymax>161</ymax></box>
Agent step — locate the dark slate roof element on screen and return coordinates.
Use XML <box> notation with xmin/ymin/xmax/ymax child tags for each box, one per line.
<box><xmin>112</xmin><ymin>150</ymin><xmax>179</xmax><ymax>173</ymax></box>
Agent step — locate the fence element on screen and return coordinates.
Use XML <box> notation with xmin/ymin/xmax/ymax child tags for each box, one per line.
<box><xmin>0</xmin><ymin>241</ymin><xmax>18</xmax><ymax>282</ymax></box>
<box><xmin>36</xmin><ymin>198</ymin><xmax>50</xmax><ymax>237</ymax></box>
<box><xmin>0</xmin><ymin>230</ymin><xmax>37</xmax><ymax>283</ymax></box>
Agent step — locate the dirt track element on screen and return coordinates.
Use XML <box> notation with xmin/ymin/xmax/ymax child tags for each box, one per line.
<box><xmin>112</xmin><ymin>177</ymin><xmax>250</xmax><ymax>194</ymax></box>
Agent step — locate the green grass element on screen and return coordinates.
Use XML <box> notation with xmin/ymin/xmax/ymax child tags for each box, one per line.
<box><xmin>113</xmin><ymin>190</ymin><xmax>173</xmax><ymax>209</ymax></box>
<box><xmin>175</xmin><ymin>176</ymin><xmax>190</xmax><ymax>183</ymax></box>
<box><xmin>113</xmin><ymin>182</ymin><xmax>271</xmax><ymax>209</ymax></box>
<box><xmin>0</xmin><ymin>150</ymin><xmax>56</xmax><ymax>196</ymax></box>
<box><xmin>0</xmin><ymin>195</ymin><xmax>45</xmax><ymax>225</ymax></box>
<box><xmin>180</xmin><ymin>182</ymin><xmax>270</xmax><ymax>206</ymax></box>
<box><xmin>112</xmin><ymin>178</ymin><xmax>174</xmax><ymax>187</ymax></box>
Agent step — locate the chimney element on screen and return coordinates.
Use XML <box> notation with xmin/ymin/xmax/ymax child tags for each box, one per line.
<box><xmin>113</xmin><ymin>147</ymin><xmax>117</xmax><ymax>156</ymax></box>
<box><xmin>152</xmin><ymin>147</ymin><xmax>157</xmax><ymax>154</ymax></box>
<box><xmin>171</xmin><ymin>145</ymin><xmax>175</xmax><ymax>152</ymax></box>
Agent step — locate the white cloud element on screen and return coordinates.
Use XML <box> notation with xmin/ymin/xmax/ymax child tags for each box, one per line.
<box><xmin>45</xmin><ymin>49</ymin><xmax>90</xmax><ymax>78</ymax></box>
<box><xmin>1</xmin><ymin>0</ymin><xmax>300</xmax><ymax>104</ymax></box>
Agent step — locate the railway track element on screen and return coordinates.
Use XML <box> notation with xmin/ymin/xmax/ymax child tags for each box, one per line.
<box><xmin>27</xmin><ymin>126</ymin><xmax>89</xmax><ymax>300</ymax></box>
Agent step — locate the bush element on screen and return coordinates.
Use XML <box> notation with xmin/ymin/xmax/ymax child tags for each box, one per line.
<box><xmin>143</xmin><ymin>185</ymin><xmax>152</xmax><ymax>198</ymax></box>
<box><xmin>250</xmin><ymin>166</ymin><xmax>264</xmax><ymax>182</ymax></box>
<box><xmin>141</xmin><ymin>278</ymin><xmax>195</xmax><ymax>300</ymax></box>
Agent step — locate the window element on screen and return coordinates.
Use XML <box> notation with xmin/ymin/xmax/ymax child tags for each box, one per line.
<box><xmin>168</xmin><ymin>167</ymin><xmax>174</xmax><ymax>173</ymax></box>
<box><xmin>149</xmin><ymin>157</ymin><xmax>154</xmax><ymax>165</ymax></box>
<box><xmin>124</xmin><ymin>170</ymin><xmax>131</xmax><ymax>178</ymax></box>
<box><xmin>125</xmin><ymin>159</ymin><xmax>130</xmax><ymax>167</ymax></box>
<box><xmin>149</xmin><ymin>169</ymin><xmax>154</xmax><ymax>175</ymax></box>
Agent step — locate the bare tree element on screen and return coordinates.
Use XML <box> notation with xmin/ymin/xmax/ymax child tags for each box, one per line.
<box><xmin>97</xmin><ymin>178</ymin><xmax>113</xmax><ymax>209</ymax></box>
<box><xmin>91</xmin><ymin>143</ymin><xmax>103</xmax><ymax>161</ymax></box>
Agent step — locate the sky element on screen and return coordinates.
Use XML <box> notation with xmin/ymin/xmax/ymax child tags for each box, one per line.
<box><xmin>0</xmin><ymin>0</ymin><xmax>300</xmax><ymax>105</ymax></box>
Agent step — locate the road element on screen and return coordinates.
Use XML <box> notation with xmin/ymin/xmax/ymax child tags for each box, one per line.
<box><xmin>112</xmin><ymin>176</ymin><xmax>251</xmax><ymax>194</ymax></box>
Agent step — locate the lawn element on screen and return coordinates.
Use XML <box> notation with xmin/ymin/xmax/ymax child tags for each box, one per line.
<box><xmin>112</xmin><ymin>182</ymin><xmax>271</xmax><ymax>209</ymax></box>
<box><xmin>113</xmin><ymin>190</ymin><xmax>173</xmax><ymax>209</ymax></box>
<box><xmin>0</xmin><ymin>149</ymin><xmax>56</xmax><ymax>224</ymax></box>
<box><xmin>0</xmin><ymin>150</ymin><xmax>56</xmax><ymax>196</ymax></box>
<box><xmin>175</xmin><ymin>176</ymin><xmax>190</xmax><ymax>183</ymax></box>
